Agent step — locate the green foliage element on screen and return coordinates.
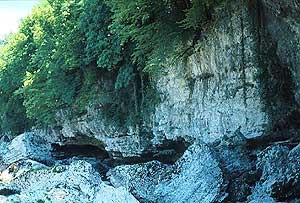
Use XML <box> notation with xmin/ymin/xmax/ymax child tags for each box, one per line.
<box><xmin>180</xmin><ymin>0</ymin><xmax>229</xmax><ymax>30</ymax></box>
<box><xmin>0</xmin><ymin>31</ymin><xmax>34</xmax><ymax>134</ymax></box>
<box><xmin>0</xmin><ymin>0</ymin><xmax>229</xmax><ymax>134</ymax></box>
<box><xmin>181</xmin><ymin>0</ymin><xmax>209</xmax><ymax>30</ymax></box>
<box><xmin>115</xmin><ymin>64</ymin><xmax>134</xmax><ymax>89</ymax></box>
<box><xmin>106</xmin><ymin>0</ymin><xmax>191</xmax><ymax>72</ymax></box>
<box><xmin>79</xmin><ymin>0</ymin><xmax>122</xmax><ymax>70</ymax></box>
<box><xmin>0</xmin><ymin>38</ymin><xmax>7</xmax><ymax>48</ymax></box>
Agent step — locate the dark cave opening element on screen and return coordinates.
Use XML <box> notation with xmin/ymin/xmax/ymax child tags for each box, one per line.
<box><xmin>112</xmin><ymin>138</ymin><xmax>191</xmax><ymax>165</ymax></box>
<box><xmin>51</xmin><ymin>143</ymin><xmax>109</xmax><ymax>160</ymax></box>
<box><xmin>50</xmin><ymin>137</ymin><xmax>191</xmax><ymax>181</ymax></box>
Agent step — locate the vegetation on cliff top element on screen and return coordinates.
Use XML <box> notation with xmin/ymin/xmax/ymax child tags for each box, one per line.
<box><xmin>0</xmin><ymin>0</ymin><xmax>227</xmax><ymax>134</ymax></box>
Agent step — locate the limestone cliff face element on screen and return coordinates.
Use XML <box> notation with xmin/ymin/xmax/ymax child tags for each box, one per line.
<box><xmin>153</xmin><ymin>0</ymin><xmax>300</xmax><ymax>145</ymax></box>
<box><xmin>58</xmin><ymin>0</ymin><xmax>298</xmax><ymax>155</ymax></box>
<box><xmin>153</xmin><ymin>3</ymin><xmax>267</xmax><ymax>144</ymax></box>
<box><xmin>5</xmin><ymin>1</ymin><xmax>298</xmax><ymax>202</ymax></box>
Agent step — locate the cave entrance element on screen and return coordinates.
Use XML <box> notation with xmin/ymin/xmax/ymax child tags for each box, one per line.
<box><xmin>51</xmin><ymin>143</ymin><xmax>109</xmax><ymax>160</ymax></box>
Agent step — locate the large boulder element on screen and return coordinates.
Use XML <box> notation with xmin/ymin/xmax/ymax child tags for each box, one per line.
<box><xmin>108</xmin><ymin>143</ymin><xmax>224</xmax><ymax>203</ymax></box>
<box><xmin>109</xmin><ymin>161</ymin><xmax>172</xmax><ymax>202</ymax></box>
<box><xmin>2</xmin><ymin>132</ymin><xmax>53</xmax><ymax>166</ymax></box>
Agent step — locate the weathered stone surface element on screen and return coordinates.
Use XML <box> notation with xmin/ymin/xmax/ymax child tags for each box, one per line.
<box><xmin>154</xmin><ymin>144</ymin><xmax>225</xmax><ymax>203</ymax></box>
<box><xmin>52</xmin><ymin>0</ymin><xmax>273</xmax><ymax>163</ymax></box>
<box><xmin>94</xmin><ymin>186</ymin><xmax>139</xmax><ymax>203</ymax></box>
<box><xmin>152</xmin><ymin>4</ymin><xmax>271</xmax><ymax>144</ymax></box>
<box><xmin>0</xmin><ymin>160</ymin><xmax>139</xmax><ymax>203</ymax></box>
<box><xmin>2</xmin><ymin>132</ymin><xmax>53</xmax><ymax>166</ymax></box>
<box><xmin>56</xmin><ymin>109</ymin><xmax>153</xmax><ymax>158</ymax></box>
<box><xmin>109</xmin><ymin>161</ymin><xmax>172</xmax><ymax>202</ymax></box>
<box><xmin>211</xmin><ymin>130</ymin><xmax>257</xmax><ymax>202</ymax></box>
<box><xmin>213</xmin><ymin>129</ymin><xmax>252</xmax><ymax>174</ymax></box>
<box><xmin>0</xmin><ymin>160</ymin><xmax>48</xmax><ymax>184</ymax></box>
<box><xmin>0</xmin><ymin>183</ymin><xmax>20</xmax><ymax>196</ymax></box>
<box><xmin>249</xmin><ymin>144</ymin><xmax>300</xmax><ymax>202</ymax></box>
<box><xmin>109</xmin><ymin>143</ymin><xmax>224</xmax><ymax>203</ymax></box>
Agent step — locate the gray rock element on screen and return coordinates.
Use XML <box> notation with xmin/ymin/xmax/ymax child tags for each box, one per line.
<box><xmin>249</xmin><ymin>144</ymin><xmax>300</xmax><ymax>202</ymax></box>
<box><xmin>0</xmin><ymin>160</ymin><xmax>139</xmax><ymax>203</ymax></box>
<box><xmin>151</xmin><ymin>4</ymin><xmax>270</xmax><ymax>145</ymax></box>
<box><xmin>109</xmin><ymin>143</ymin><xmax>224</xmax><ymax>203</ymax></box>
<box><xmin>55</xmin><ymin>109</ymin><xmax>153</xmax><ymax>158</ymax></box>
<box><xmin>0</xmin><ymin>159</ymin><xmax>48</xmax><ymax>183</ymax></box>
<box><xmin>108</xmin><ymin>161</ymin><xmax>172</xmax><ymax>202</ymax></box>
<box><xmin>2</xmin><ymin>132</ymin><xmax>53</xmax><ymax>166</ymax></box>
<box><xmin>51</xmin><ymin>0</ymin><xmax>299</xmax><ymax>164</ymax></box>
<box><xmin>154</xmin><ymin>144</ymin><xmax>224</xmax><ymax>203</ymax></box>
<box><xmin>0</xmin><ymin>183</ymin><xmax>20</xmax><ymax>196</ymax></box>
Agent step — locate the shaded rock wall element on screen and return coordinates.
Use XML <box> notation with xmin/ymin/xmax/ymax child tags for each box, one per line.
<box><xmin>262</xmin><ymin>0</ymin><xmax>300</xmax><ymax>106</ymax></box>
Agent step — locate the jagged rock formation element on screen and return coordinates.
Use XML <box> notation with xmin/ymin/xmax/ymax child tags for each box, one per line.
<box><xmin>0</xmin><ymin>156</ymin><xmax>138</xmax><ymax>203</ymax></box>
<box><xmin>1</xmin><ymin>0</ymin><xmax>300</xmax><ymax>202</ymax></box>
<box><xmin>108</xmin><ymin>143</ymin><xmax>224</xmax><ymax>203</ymax></box>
